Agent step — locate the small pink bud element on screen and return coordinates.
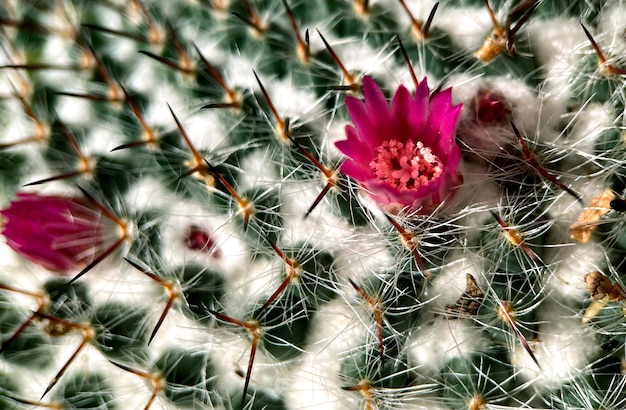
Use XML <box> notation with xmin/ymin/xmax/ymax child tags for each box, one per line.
<box><xmin>335</xmin><ymin>76</ymin><xmax>463</xmax><ymax>215</ymax></box>
<box><xmin>184</xmin><ymin>224</ymin><xmax>221</xmax><ymax>258</ymax></box>
<box><xmin>472</xmin><ymin>89</ymin><xmax>511</xmax><ymax>125</ymax></box>
<box><xmin>458</xmin><ymin>88</ymin><xmax>514</xmax><ymax>159</ymax></box>
<box><xmin>1</xmin><ymin>193</ymin><xmax>106</xmax><ymax>273</ymax></box>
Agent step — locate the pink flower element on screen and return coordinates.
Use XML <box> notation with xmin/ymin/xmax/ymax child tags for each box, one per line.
<box><xmin>0</xmin><ymin>193</ymin><xmax>105</xmax><ymax>273</ymax></box>
<box><xmin>335</xmin><ymin>76</ymin><xmax>463</xmax><ymax>215</ymax></box>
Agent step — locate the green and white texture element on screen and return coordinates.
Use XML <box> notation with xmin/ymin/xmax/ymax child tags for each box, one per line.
<box><xmin>1</xmin><ymin>0</ymin><xmax>626</xmax><ymax>408</ymax></box>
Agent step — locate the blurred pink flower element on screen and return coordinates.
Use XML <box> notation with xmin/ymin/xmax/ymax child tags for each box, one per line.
<box><xmin>335</xmin><ymin>76</ymin><xmax>463</xmax><ymax>215</ymax></box>
<box><xmin>1</xmin><ymin>192</ymin><xmax>105</xmax><ymax>273</ymax></box>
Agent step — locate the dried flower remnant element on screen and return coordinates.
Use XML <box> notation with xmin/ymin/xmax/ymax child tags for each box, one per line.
<box><xmin>585</xmin><ymin>271</ymin><xmax>626</xmax><ymax>302</ymax></box>
<box><xmin>570</xmin><ymin>189</ymin><xmax>615</xmax><ymax>243</ymax></box>
<box><xmin>582</xmin><ymin>271</ymin><xmax>626</xmax><ymax>324</ymax></box>
<box><xmin>445</xmin><ymin>273</ymin><xmax>485</xmax><ymax>318</ymax></box>
<box><xmin>0</xmin><ymin>192</ymin><xmax>107</xmax><ymax>273</ymax></box>
<box><xmin>335</xmin><ymin>76</ymin><xmax>463</xmax><ymax>215</ymax></box>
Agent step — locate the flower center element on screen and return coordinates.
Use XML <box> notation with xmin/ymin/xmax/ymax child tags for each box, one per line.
<box><xmin>369</xmin><ymin>139</ymin><xmax>443</xmax><ymax>191</ymax></box>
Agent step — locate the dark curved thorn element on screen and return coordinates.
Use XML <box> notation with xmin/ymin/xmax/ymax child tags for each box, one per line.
<box><xmin>430</xmin><ymin>82</ymin><xmax>446</xmax><ymax>99</ymax></box>
<box><xmin>0</xmin><ymin>64</ymin><xmax>82</xmax><ymax>71</ymax></box>
<box><xmin>327</xmin><ymin>85</ymin><xmax>354</xmax><ymax>91</ymax></box>
<box><xmin>82</xmin><ymin>23</ymin><xmax>148</xmax><ymax>43</ymax></box>
<box><xmin>0</xmin><ymin>312</ymin><xmax>37</xmax><ymax>354</ymax></box>
<box><xmin>178</xmin><ymin>165</ymin><xmax>204</xmax><ymax>180</ymax></box>
<box><xmin>193</xmin><ymin>43</ymin><xmax>239</xmax><ymax>106</ymax></box>
<box><xmin>55</xmin><ymin>92</ymin><xmax>112</xmax><ymax>102</ymax></box>
<box><xmin>75</xmin><ymin>186</ymin><xmax>115</xmax><ymax>222</ymax></box>
<box><xmin>286</xmin><ymin>134</ymin><xmax>325</xmax><ymax>172</ymax></box>
<box><xmin>232</xmin><ymin>12</ymin><xmax>261</xmax><ymax>33</ymax></box>
<box><xmin>0</xmin><ymin>136</ymin><xmax>37</xmax><ymax>150</ymax></box>
<box><xmin>0</xmin><ymin>18</ymin><xmax>50</xmax><ymax>34</ymax></box>
<box><xmin>108</xmin><ymin>359</ymin><xmax>137</xmax><ymax>373</ymax></box>
<box><xmin>201</xmin><ymin>102</ymin><xmax>240</xmax><ymax>109</ymax></box>
<box><xmin>491</xmin><ymin>211</ymin><xmax>544</xmax><ymax>267</ymax></box>
<box><xmin>23</xmin><ymin>170</ymin><xmax>85</xmax><ymax>187</ymax></box>
<box><xmin>510</xmin><ymin>121</ymin><xmax>582</xmax><ymax>204</ymax></box>
<box><xmin>317</xmin><ymin>29</ymin><xmax>358</xmax><ymax>91</ymax></box>
<box><xmin>110</xmin><ymin>140</ymin><xmax>152</xmax><ymax>152</ymax></box>
<box><xmin>167</xmin><ymin>103</ymin><xmax>204</xmax><ymax>166</ymax></box>
<box><xmin>349</xmin><ymin>278</ymin><xmax>384</xmax><ymax>364</ymax></box>
<box><xmin>580</xmin><ymin>23</ymin><xmax>626</xmax><ymax>75</ymax></box>
<box><xmin>304</xmin><ymin>183</ymin><xmax>333</xmax><ymax>218</ymax></box>
<box><xmin>203</xmin><ymin>159</ymin><xmax>252</xmax><ymax>229</ymax></box>
<box><xmin>241</xmin><ymin>336</ymin><xmax>258</xmax><ymax>408</ymax></box>
<box><xmin>384</xmin><ymin>213</ymin><xmax>428</xmax><ymax>276</ymax></box>
<box><xmin>40</xmin><ymin>325</ymin><xmax>91</xmax><ymax>399</ymax></box>
<box><xmin>85</xmin><ymin>44</ymin><xmax>118</xmax><ymax>92</ymax></box>
<box><xmin>138</xmin><ymin>50</ymin><xmax>193</xmax><ymax>75</ymax></box>
<box><xmin>422</xmin><ymin>2</ymin><xmax>439</xmax><ymax>38</ymax></box>
<box><xmin>253</xmin><ymin>69</ymin><xmax>287</xmax><ymax>140</ymax></box>
<box><xmin>506</xmin><ymin>1</ymin><xmax>539</xmax><ymax>54</ymax></box>
<box><xmin>118</xmin><ymin>84</ymin><xmax>155</xmax><ymax>144</ymax></box>
<box><xmin>396</xmin><ymin>34</ymin><xmax>418</xmax><ymax>90</ymax></box>
<box><xmin>255</xmin><ymin>234</ymin><xmax>298</xmax><ymax>315</ymax></box>
<box><xmin>282</xmin><ymin>0</ymin><xmax>309</xmax><ymax>63</ymax></box>
<box><xmin>148</xmin><ymin>295</ymin><xmax>175</xmax><ymax>345</ymax></box>
<box><xmin>124</xmin><ymin>257</ymin><xmax>148</xmax><ymax>273</ymax></box>
<box><xmin>125</xmin><ymin>259</ymin><xmax>178</xmax><ymax>345</ymax></box>
<box><xmin>66</xmin><ymin>186</ymin><xmax>129</xmax><ymax>284</ymax></box>
<box><xmin>305</xmin><ymin>29</ymin><xmax>310</xmax><ymax>59</ymax></box>
<box><xmin>500</xmin><ymin>302</ymin><xmax>541</xmax><ymax>370</ymax></box>
<box><xmin>66</xmin><ymin>235</ymin><xmax>126</xmax><ymax>285</ymax></box>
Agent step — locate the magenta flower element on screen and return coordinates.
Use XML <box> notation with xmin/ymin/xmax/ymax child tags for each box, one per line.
<box><xmin>1</xmin><ymin>193</ymin><xmax>105</xmax><ymax>273</ymax></box>
<box><xmin>335</xmin><ymin>76</ymin><xmax>463</xmax><ymax>215</ymax></box>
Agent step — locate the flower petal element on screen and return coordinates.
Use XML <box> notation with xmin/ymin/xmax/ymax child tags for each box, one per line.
<box><xmin>1</xmin><ymin>193</ymin><xmax>105</xmax><ymax>273</ymax></box>
<box><xmin>340</xmin><ymin>159</ymin><xmax>373</xmax><ymax>182</ymax></box>
<box><xmin>392</xmin><ymin>84</ymin><xmax>411</xmax><ymax>129</ymax></box>
<box><xmin>364</xmin><ymin>177</ymin><xmax>440</xmax><ymax>212</ymax></box>
<box><xmin>442</xmin><ymin>142</ymin><xmax>461</xmax><ymax>174</ymax></box>
<box><xmin>389</xmin><ymin>85</ymin><xmax>411</xmax><ymax>141</ymax></box>
<box><xmin>407</xmin><ymin>78</ymin><xmax>432</xmax><ymax>144</ymax></box>
<box><xmin>362</xmin><ymin>76</ymin><xmax>390</xmax><ymax>117</ymax></box>
<box><xmin>362</xmin><ymin>76</ymin><xmax>393</xmax><ymax>135</ymax></box>
<box><xmin>427</xmin><ymin>87</ymin><xmax>453</xmax><ymax>129</ymax></box>
<box><xmin>345</xmin><ymin>96</ymin><xmax>378</xmax><ymax>145</ymax></box>
<box><xmin>437</xmin><ymin>103</ymin><xmax>463</xmax><ymax>157</ymax></box>
<box><xmin>335</xmin><ymin>125</ymin><xmax>375</xmax><ymax>163</ymax></box>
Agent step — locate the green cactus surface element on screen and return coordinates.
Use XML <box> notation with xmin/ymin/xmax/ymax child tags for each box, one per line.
<box><xmin>1</xmin><ymin>0</ymin><xmax>626</xmax><ymax>409</ymax></box>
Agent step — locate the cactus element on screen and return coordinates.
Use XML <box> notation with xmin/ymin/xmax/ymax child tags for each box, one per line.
<box><xmin>1</xmin><ymin>0</ymin><xmax>626</xmax><ymax>409</ymax></box>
